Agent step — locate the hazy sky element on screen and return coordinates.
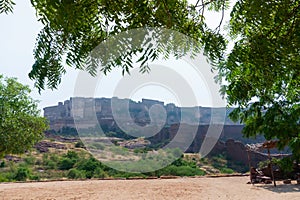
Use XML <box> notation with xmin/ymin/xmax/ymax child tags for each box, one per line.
<box><xmin>0</xmin><ymin>1</ymin><xmax>231</xmax><ymax>112</ymax></box>
<box><xmin>0</xmin><ymin>1</ymin><xmax>79</xmax><ymax>111</ymax></box>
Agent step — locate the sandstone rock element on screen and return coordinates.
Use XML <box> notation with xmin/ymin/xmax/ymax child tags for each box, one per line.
<box><xmin>34</xmin><ymin>141</ymin><xmax>67</xmax><ymax>153</ymax></box>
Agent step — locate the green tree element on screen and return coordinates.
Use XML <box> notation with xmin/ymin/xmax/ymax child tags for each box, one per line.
<box><xmin>0</xmin><ymin>75</ymin><xmax>48</xmax><ymax>157</ymax></box>
<box><xmin>221</xmin><ymin>0</ymin><xmax>300</xmax><ymax>156</ymax></box>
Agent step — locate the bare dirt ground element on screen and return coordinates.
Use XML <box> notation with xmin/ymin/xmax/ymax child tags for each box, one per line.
<box><xmin>0</xmin><ymin>176</ymin><xmax>299</xmax><ymax>200</ymax></box>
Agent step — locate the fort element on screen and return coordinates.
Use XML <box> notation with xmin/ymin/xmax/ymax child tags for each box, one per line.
<box><xmin>44</xmin><ymin>97</ymin><xmax>240</xmax><ymax>131</ymax></box>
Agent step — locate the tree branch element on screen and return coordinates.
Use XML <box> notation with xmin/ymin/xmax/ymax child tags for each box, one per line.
<box><xmin>194</xmin><ymin>0</ymin><xmax>215</xmax><ymax>8</ymax></box>
<box><xmin>162</xmin><ymin>0</ymin><xmax>172</xmax><ymax>28</ymax></box>
<box><xmin>215</xmin><ymin>0</ymin><xmax>225</xmax><ymax>32</ymax></box>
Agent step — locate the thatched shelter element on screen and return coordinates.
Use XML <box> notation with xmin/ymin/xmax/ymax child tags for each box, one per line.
<box><xmin>245</xmin><ymin>141</ymin><xmax>279</xmax><ymax>186</ymax></box>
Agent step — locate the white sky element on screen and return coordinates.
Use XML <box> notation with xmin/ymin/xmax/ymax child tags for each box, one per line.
<box><xmin>0</xmin><ymin>1</ymin><xmax>231</xmax><ymax>112</ymax></box>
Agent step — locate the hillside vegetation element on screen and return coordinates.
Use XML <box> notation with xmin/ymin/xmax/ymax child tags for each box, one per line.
<box><xmin>0</xmin><ymin>135</ymin><xmax>243</xmax><ymax>182</ymax></box>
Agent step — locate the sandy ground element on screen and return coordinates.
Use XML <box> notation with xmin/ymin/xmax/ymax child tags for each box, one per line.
<box><xmin>0</xmin><ymin>176</ymin><xmax>299</xmax><ymax>200</ymax></box>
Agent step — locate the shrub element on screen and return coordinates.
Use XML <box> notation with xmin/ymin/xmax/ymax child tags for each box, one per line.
<box><xmin>76</xmin><ymin>157</ymin><xmax>101</xmax><ymax>178</ymax></box>
<box><xmin>15</xmin><ymin>167</ymin><xmax>30</xmax><ymax>181</ymax></box>
<box><xmin>258</xmin><ymin>160</ymin><xmax>269</xmax><ymax>169</ymax></box>
<box><xmin>29</xmin><ymin>174</ymin><xmax>40</xmax><ymax>181</ymax></box>
<box><xmin>75</xmin><ymin>141</ymin><xmax>85</xmax><ymax>148</ymax></box>
<box><xmin>259</xmin><ymin>157</ymin><xmax>294</xmax><ymax>178</ymax></box>
<box><xmin>67</xmin><ymin>169</ymin><xmax>86</xmax><ymax>179</ymax></box>
<box><xmin>35</xmin><ymin>159</ymin><xmax>42</xmax><ymax>165</ymax></box>
<box><xmin>24</xmin><ymin>156</ymin><xmax>36</xmax><ymax>165</ymax></box>
<box><xmin>133</xmin><ymin>148</ymin><xmax>147</xmax><ymax>154</ymax></box>
<box><xmin>273</xmin><ymin>157</ymin><xmax>294</xmax><ymax>178</ymax></box>
<box><xmin>171</xmin><ymin>158</ymin><xmax>197</xmax><ymax>168</ymax></box>
<box><xmin>85</xmin><ymin>171</ymin><xmax>93</xmax><ymax>179</ymax></box>
<box><xmin>220</xmin><ymin>167</ymin><xmax>234</xmax><ymax>174</ymax></box>
<box><xmin>0</xmin><ymin>173</ymin><xmax>9</xmax><ymax>182</ymax></box>
<box><xmin>160</xmin><ymin>165</ymin><xmax>205</xmax><ymax>177</ymax></box>
<box><xmin>93</xmin><ymin>167</ymin><xmax>108</xmax><ymax>178</ymax></box>
<box><xmin>43</xmin><ymin>159</ymin><xmax>57</xmax><ymax>170</ymax></box>
<box><xmin>65</xmin><ymin>151</ymin><xmax>79</xmax><ymax>160</ymax></box>
<box><xmin>50</xmin><ymin>154</ymin><xmax>60</xmax><ymax>162</ymax></box>
<box><xmin>0</xmin><ymin>161</ymin><xmax>5</xmax><ymax>168</ymax></box>
<box><xmin>58</xmin><ymin>158</ymin><xmax>76</xmax><ymax>170</ymax></box>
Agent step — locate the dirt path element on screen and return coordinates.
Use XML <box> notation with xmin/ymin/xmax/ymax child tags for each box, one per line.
<box><xmin>0</xmin><ymin>176</ymin><xmax>299</xmax><ymax>200</ymax></box>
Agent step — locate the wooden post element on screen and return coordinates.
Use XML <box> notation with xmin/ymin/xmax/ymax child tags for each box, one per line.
<box><xmin>247</xmin><ymin>150</ymin><xmax>253</xmax><ymax>184</ymax></box>
<box><xmin>268</xmin><ymin>148</ymin><xmax>276</xmax><ymax>187</ymax></box>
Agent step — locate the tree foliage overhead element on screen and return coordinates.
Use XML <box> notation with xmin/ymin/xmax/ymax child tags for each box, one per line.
<box><xmin>222</xmin><ymin>0</ymin><xmax>300</xmax><ymax>155</ymax></box>
<box><xmin>0</xmin><ymin>0</ymin><xmax>15</xmax><ymax>14</ymax></box>
<box><xmin>0</xmin><ymin>0</ymin><xmax>299</xmax><ymax>155</ymax></box>
<box><xmin>27</xmin><ymin>0</ymin><xmax>229</xmax><ymax>91</ymax></box>
<box><xmin>0</xmin><ymin>75</ymin><xmax>48</xmax><ymax>157</ymax></box>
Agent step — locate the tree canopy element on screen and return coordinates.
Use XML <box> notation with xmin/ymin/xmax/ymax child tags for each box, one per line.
<box><xmin>27</xmin><ymin>0</ymin><xmax>229</xmax><ymax>91</ymax></box>
<box><xmin>0</xmin><ymin>0</ymin><xmax>299</xmax><ymax>156</ymax></box>
<box><xmin>223</xmin><ymin>0</ymin><xmax>300</xmax><ymax>156</ymax></box>
<box><xmin>0</xmin><ymin>75</ymin><xmax>48</xmax><ymax>157</ymax></box>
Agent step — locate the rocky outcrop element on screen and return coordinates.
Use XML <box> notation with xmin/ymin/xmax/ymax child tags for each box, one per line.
<box><xmin>118</xmin><ymin>138</ymin><xmax>151</xmax><ymax>149</ymax></box>
<box><xmin>44</xmin><ymin>132</ymin><xmax>79</xmax><ymax>143</ymax></box>
<box><xmin>4</xmin><ymin>155</ymin><xmax>23</xmax><ymax>163</ymax></box>
<box><xmin>34</xmin><ymin>141</ymin><xmax>67</xmax><ymax>153</ymax></box>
